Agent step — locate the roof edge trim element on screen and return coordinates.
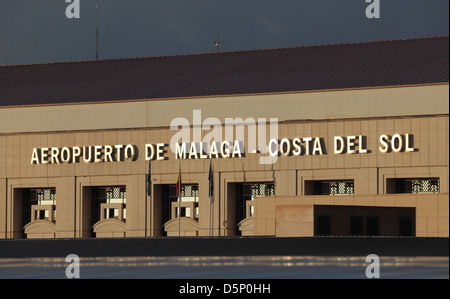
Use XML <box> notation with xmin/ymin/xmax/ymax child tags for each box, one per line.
<box><xmin>0</xmin><ymin>82</ymin><xmax>448</xmax><ymax>110</ymax></box>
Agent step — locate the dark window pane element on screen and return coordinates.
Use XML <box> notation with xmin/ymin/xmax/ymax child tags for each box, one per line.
<box><xmin>317</xmin><ymin>215</ymin><xmax>331</xmax><ymax>235</ymax></box>
<box><xmin>366</xmin><ymin>216</ymin><xmax>380</xmax><ymax>236</ymax></box>
<box><xmin>309</xmin><ymin>180</ymin><xmax>355</xmax><ymax>195</ymax></box>
<box><xmin>396</xmin><ymin>178</ymin><xmax>439</xmax><ymax>194</ymax></box>
<box><xmin>350</xmin><ymin>216</ymin><xmax>364</xmax><ymax>235</ymax></box>
<box><xmin>399</xmin><ymin>217</ymin><xmax>414</xmax><ymax>236</ymax></box>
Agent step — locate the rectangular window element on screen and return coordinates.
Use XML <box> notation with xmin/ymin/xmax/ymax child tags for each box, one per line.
<box><xmin>316</xmin><ymin>215</ymin><xmax>331</xmax><ymax>235</ymax></box>
<box><xmin>92</xmin><ymin>186</ymin><xmax>126</xmax><ymax>224</ymax></box>
<box><xmin>315</xmin><ymin>205</ymin><xmax>415</xmax><ymax>237</ymax></box>
<box><xmin>388</xmin><ymin>178</ymin><xmax>440</xmax><ymax>194</ymax></box>
<box><xmin>35</xmin><ymin>210</ymin><xmax>47</xmax><ymax>221</ymax></box>
<box><xmin>237</xmin><ymin>182</ymin><xmax>274</xmax><ymax>221</ymax></box>
<box><xmin>29</xmin><ymin>188</ymin><xmax>57</xmax><ymax>206</ymax></box>
<box><xmin>350</xmin><ymin>216</ymin><xmax>364</xmax><ymax>235</ymax></box>
<box><xmin>305</xmin><ymin>180</ymin><xmax>355</xmax><ymax>195</ymax></box>
<box><xmin>366</xmin><ymin>216</ymin><xmax>380</xmax><ymax>236</ymax></box>
<box><xmin>399</xmin><ymin>217</ymin><xmax>414</xmax><ymax>236</ymax></box>
<box><xmin>24</xmin><ymin>188</ymin><xmax>57</xmax><ymax>224</ymax></box>
<box><xmin>165</xmin><ymin>184</ymin><xmax>199</xmax><ymax>222</ymax></box>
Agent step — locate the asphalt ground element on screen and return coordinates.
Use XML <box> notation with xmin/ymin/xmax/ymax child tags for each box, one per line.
<box><xmin>0</xmin><ymin>255</ymin><xmax>448</xmax><ymax>279</ymax></box>
<box><xmin>0</xmin><ymin>237</ymin><xmax>448</xmax><ymax>281</ymax></box>
<box><xmin>0</xmin><ymin>236</ymin><xmax>448</xmax><ymax>258</ymax></box>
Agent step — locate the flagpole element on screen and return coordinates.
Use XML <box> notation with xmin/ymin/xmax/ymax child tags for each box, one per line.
<box><xmin>209</xmin><ymin>200</ymin><xmax>212</xmax><ymax>237</ymax></box>
<box><xmin>96</xmin><ymin>0</ymin><xmax>99</xmax><ymax>60</ymax></box>
<box><xmin>209</xmin><ymin>161</ymin><xmax>211</xmax><ymax>237</ymax></box>
<box><xmin>208</xmin><ymin>160</ymin><xmax>214</xmax><ymax>237</ymax></box>
<box><xmin>178</xmin><ymin>191</ymin><xmax>181</xmax><ymax>237</ymax></box>
<box><xmin>146</xmin><ymin>159</ymin><xmax>152</xmax><ymax>237</ymax></box>
<box><xmin>178</xmin><ymin>160</ymin><xmax>181</xmax><ymax>237</ymax></box>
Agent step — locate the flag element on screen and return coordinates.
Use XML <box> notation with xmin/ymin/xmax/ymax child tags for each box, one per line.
<box><xmin>208</xmin><ymin>160</ymin><xmax>214</xmax><ymax>236</ymax></box>
<box><xmin>146</xmin><ymin>160</ymin><xmax>151</xmax><ymax>197</ymax></box>
<box><xmin>176</xmin><ymin>163</ymin><xmax>182</xmax><ymax>198</ymax></box>
<box><xmin>208</xmin><ymin>160</ymin><xmax>214</xmax><ymax>199</ymax></box>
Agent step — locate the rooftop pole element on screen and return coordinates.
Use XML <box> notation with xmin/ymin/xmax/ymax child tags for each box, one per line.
<box><xmin>96</xmin><ymin>0</ymin><xmax>99</xmax><ymax>60</ymax></box>
<box><xmin>214</xmin><ymin>27</ymin><xmax>221</xmax><ymax>53</ymax></box>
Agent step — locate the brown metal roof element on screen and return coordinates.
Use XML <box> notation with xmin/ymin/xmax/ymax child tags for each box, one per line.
<box><xmin>0</xmin><ymin>36</ymin><xmax>448</xmax><ymax>107</ymax></box>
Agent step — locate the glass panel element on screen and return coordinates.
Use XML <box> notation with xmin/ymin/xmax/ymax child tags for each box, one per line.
<box><xmin>350</xmin><ymin>216</ymin><xmax>364</xmax><ymax>235</ymax></box>
<box><xmin>26</xmin><ymin>188</ymin><xmax>56</xmax><ymax>223</ymax></box>
<box><xmin>317</xmin><ymin>215</ymin><xmax>331</xmax><ymax>235</ymax></box>
<box><xmin>105</xmin><ymin>187</ymin><xmax>126</xmax><ymax>204</ymax></box>
<box><xmin>167</xmin><ymin>184</ymin><xmax>199</xmax><ymax>220</ymax></box>
<box><xmin>247</xmin><ymin>183</ymin><xmax>275</xmax><ymax>199</ymax></box>
<box><xmin>366</xmin><ymin>216</ymin><xmax>380</xmax><ymax>236</ymax></box>
<box><xmin>32</xmin><ymin>188</ymin><xmax>56</xmax><ymax>205</ymax></box>
<box><xmin>92</xmin><ymin>186</ymin><xmax>126</xmax><ymax>224</ymax></box>
<box><xmin>396</xmin><ymin>178</ymin><xmax>440</xmax><ymax>194</ymax></box>
<box><xmin>399</xmin><ymin>217</ymin><xmax>414</xmax><ymax>236</ymax></box>
<box><xmin>238</xmin><ymin>183</ymin><xmax>275</xmax><ymax>223</ymax></box>
<box><xmin>318</xmin><ymin>181</ymin><xmax>354</xmax><ymax>195</ymax></box>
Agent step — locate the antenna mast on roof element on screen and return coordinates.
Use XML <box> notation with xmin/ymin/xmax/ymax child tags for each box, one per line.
<box><xmin>96</xmin><ymin>0</ymin><xmax>99</xmax><ymax>60</ymax></box>
<box><xmin>214</xmin><ymin>27</ymin><xmax>222</xmax><ymax>53</ymax></box>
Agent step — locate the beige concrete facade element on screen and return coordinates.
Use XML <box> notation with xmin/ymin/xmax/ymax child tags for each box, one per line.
<box><xmin>0</xmin><ymin>84</ymin><xmax>448</xmax><ymax>134</ymax></box>
<box><xmin>0</xmin><ymin>85</ymin><xmax>448</xmax><ymax>239</ymax></box>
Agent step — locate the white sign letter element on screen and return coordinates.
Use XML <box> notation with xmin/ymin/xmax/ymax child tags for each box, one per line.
<box><xmin>405</xmin><ymin>134</ymin><xmax>415</xmax><ymax>152</ymax></box>
<box><xmin>31</xmin><ymin>148</ymin><xmax>40</xmax><ymax>165</ymax></box>
<box><xmin>379</xmin><ymin>134</ymin><xmax>389</xmax><ymax>153</ymax></box>
<box><xmin>334</xmin><ymin>136</ymin><xmax>345</xmax><ymax>154</ymax></box>
<box><xmin>392</xmin><ymin>133</ymin><xmax>403</xmax><ymax>152</ymax></box>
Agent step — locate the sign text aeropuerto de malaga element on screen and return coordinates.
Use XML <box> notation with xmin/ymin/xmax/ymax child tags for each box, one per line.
<box><xmin>30</xmin><ymin>133</ymin><xmax>416</xmax><ymax>165</ymax></box>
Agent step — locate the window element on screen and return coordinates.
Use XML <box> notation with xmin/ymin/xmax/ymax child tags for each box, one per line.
<box><xmin>350</xmin><ymin>216</ymin><xmax>379</xmax><ymax>236</ymax></box>
<box><xmin>393</xmin><ymin>178</ymin><xmax>440</xmax><ymax>194</ymax></box>
<box><xmin>178</xmin><ymin>184</ymin><xmax>199</xmax><ymax>218</ymax></box>
<box><xmin>92</xmin><ymin>186</ymin><xmax>126</xmax><ymax>224</ymax></box>
<box><xmin>350</xmin><ymin>216</ymin><xmax>364</xmax><ymax>235</ymax></box>
<box><xmin>243</xmin><ymin>183</ymin><xmax>275</xmax><ymax>217</ymax></box>
<box><xmin>24</xmin><ymin>188</ymin><xmax>56</xmax><ymax>222</ymax></box>
<box><xmin>104</xmin><ymin>187</ymin><xmax>126</xmax><ymax>219</ymax></box>
<box><xmin>366</xmin><ymin>217</ymin><xmax>380</xmax><ymax>236</ymax></box>
<box><xmin>237</xmin><ymin>182</ymin><xmax>274</xmax><ymax>221</ymax></box>
<box><xmin>164</xmin><ymin>184</ymin><xmax>199</xmax><ymax>222</ymax></box>
<box><xmin>34</xmin><ymin>189</ymin><xmax>57</xmax><ymax>206</ymax></box>
<box><xmin>306</xmin><ymin>180</ymin><xmax>355</xmax><ymax>195</ymax></box>
<box><xmin>235</xmin><ymin>182</ymin><xmax>275</xmax><ymax>235</ymax></box>
<box><xmin>399</xmin><ymin>217</ymin><xmax>414</xmax><ymax>236</ymax></box>
<box><xmin>316</xmin><ymin>215</ymin><xmax>331</xmax><ymax>235</ymax></box>
<box><xmin>105</xmin><ymin>187</ymin><xmax>127</xmax><ymax>204</ymax></box>
<box><xmin>315</xmin><ymin>206</ymin><xmax>415</xmax><ymax>237</ymax></box>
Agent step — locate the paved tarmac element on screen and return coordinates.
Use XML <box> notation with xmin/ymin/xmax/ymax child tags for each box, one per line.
<box><xmin>0</xmin><ymin>255</ymin><xmax>448</xmax><ymax>279</ymax></box>
<box><xmin>0</xmin><ymin>237</ymin><xmax>447</xmax><ymax>280</ymax></box>
<box><xmin>0</xmin><ymin>236</ymin><xmax>448</xmax><ymax>258</ymax></box>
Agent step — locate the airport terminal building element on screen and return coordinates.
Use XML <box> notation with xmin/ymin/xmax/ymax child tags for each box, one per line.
<box><xmin>0</xmin><ymin>36</ymin><xmax>448</xmax><ymax>239</ymax></box>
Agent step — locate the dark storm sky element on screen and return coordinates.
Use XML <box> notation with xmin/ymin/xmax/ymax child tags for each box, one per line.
<box><xmin>0</xmin><ymin>0</ymin><xmax>448</xmax><ymax>66</ymax></box>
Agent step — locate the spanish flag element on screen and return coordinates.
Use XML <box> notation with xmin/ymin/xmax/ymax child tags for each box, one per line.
<box><xmin>176</xmin><ymin>163</ymin><xmax>182</xmax><ymax>199</ymax></box>
<box><xmin>208</xmin><ymin>160</ymin><xmax>214</xmax><ymax>199</ymax></box>
<box><xmin>146</xmin><ymin>160</ymin><xmax>151</xmax><ymax>197</ymax></box>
